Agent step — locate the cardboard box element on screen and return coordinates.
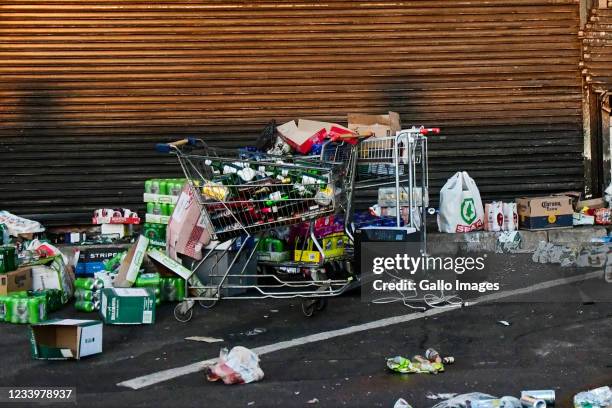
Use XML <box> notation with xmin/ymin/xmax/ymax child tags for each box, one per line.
<box><xmin>146</xmin><ymin>248</ymin><xmax>193</xmax><ymax>280</ymax></box>
<box><xmin>576</xmin><ymin>197</ymin><xmax>606</xmax><ymax>210</ymax></box>
<box><xmin>0</xmin><ymin>267</ymin><xmax>32</xmax><ymax>295</ymax></box>
<box><xmin>516</xmin><ymin>196</ymin><xmax>573</xmax><ymax>230</ymax></box>
<box><xmin>347</xmin><ymin>111</ymin><xmax>401</xmax><ymax>138</ymax></box>
<box><xmin>99</xmin><ymin>288</ymin><xmax>155</xmax><ymax>325</ymax></box>
<box><xmin>277</xmin><ymin>119</ymin><xmax>351</xmax><ymax>154</ymax></box>
<box><xmin>101</xmin><ymin>223</ymin><xmax>128</xmax><ymax>238</ymax></box>
<box><xmin>113</xmin><ymin>235</ymin><xmax>149</xmax><ymax>288</ymax></box>
<box><xmin>30</xmin><ymin>319</ymin><xmax>103</xmax><ymax>360</ymax></box>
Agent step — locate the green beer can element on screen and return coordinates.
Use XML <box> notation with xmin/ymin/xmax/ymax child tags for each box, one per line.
<box><xmin>159</xmin><ymin>180</ymin><xmax>168</xmax><ymax>196</ymax></box>
<box><xmin>0</xmin><ymin>296</ymin><xmax>11</xmax><ymax>322</ymax></box>
<box><xmin>11</xmin><ymin>298</ymin><xmax>29</xmax><ymax>324</ymax></box>
<box><xmin>144</xmin><ymin>179</ymin><xmax>153</xmax><ymax>194</ymax></box>
<box><xmin>75</xmin><ymin>300</ymin><xmax>95</xmax><ymax>312</ymax></box>
<box><xmin>75</xmin><ymin>288</ymin><xmax>94</xmax><ymax>301</ymax></box>
<box><xmin>74</xmin><ymin>277</ymin><xmax>103</xmax><ymax>291</ymax></box>
<box><xmin>2</xmin><ymin>246</ymin><xmax>17</xmax><ymax>272</ymax></box>
<box><xmin>175</xmin><ymin>278</ymin><xmax>186</xmax><ymax>301</ymax></box>
<box><xmin>28</xmin><ymin>297</ymin><xmax>46</xmax><ymax>324</ymax></box>
<box><xmin>135</xmin><ymin>273</ymin><xmax>160</xmax><ymax>287</ymax></box>
<box><xmin>146</xmin><ymin>202</ymin><xmax>155</xmax><ymax>215</ymax></box>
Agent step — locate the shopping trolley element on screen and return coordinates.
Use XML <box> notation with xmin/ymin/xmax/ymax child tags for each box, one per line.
<box><xmin>353</xmin><ymin>126</ymin><xmax>439</xmax><ymax>247</ymax></box>
<box><xmin>156</xmin><ymin>138</ymin><xmax>359</xmax><ymax>321</ymax></box>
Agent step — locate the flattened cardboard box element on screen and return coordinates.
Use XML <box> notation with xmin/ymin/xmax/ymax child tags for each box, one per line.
<box><xmin>0</xmin><ymin>267</ymin><xmax>32</xmax><ymax>295</ymax></box>
<box><xmin>516</xmin><ymin>196</ymin><xmax>573</xmax><ymax>230</ymax></box>
<box><xmin>99</xmin><ymin>287</ymin><xmax>156</xmax><ymax>325</ymax></box>
<box><xmin>30</xmin><ymin>319</ymin><xmax>103</xmax><ymax>360</ymax></box>
<box><xmin>146</xmin><ymin>248</ymin><xmax>193</xmax><ymax>280</ymax></box>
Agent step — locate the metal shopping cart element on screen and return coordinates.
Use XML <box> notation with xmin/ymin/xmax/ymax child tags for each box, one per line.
<box><xmin>352</xmin><ymin>126</ymin><xmax>439</xmax><ymax>247</ymax></box>
<box><xmin>156</xmin><ymin>138</ymin><xmax>360</xmax><ymax>321</ymax></box>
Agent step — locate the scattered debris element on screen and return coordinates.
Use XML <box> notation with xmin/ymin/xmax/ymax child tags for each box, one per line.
<box><xmin>497</xmin><ymin>320</ymin><xmax>511</xmax><ymax>326</ymax></box>
<box><xmin>520</xmin><ymin>390</ymin><xmax>555</xmax><ymax>405</ymax></box>
<box><xmin>307</xmin><ymin>398</ymin><xmax>319</xmax><ymax>404</ymax></box>
<box><xmin>294</xmin><ymin>392</ymin><xmax>300</xmax><ymax>395</ymax></box>
<box><xmin>574</xmin><ymin>386</ymin><xmax>612</xmax><ymax>408</ymax></box>
<box><xmin>185</xmin><ymin>336</ymin><xmax>224</xmax><ymax>343</ymax></box>
<box><xmin>205</xmin><ymin>346</ymin><xmax>264</xmax><ymax>385</ymax></box>
<box><xmin>245</xmin><ymin>328</ymin><xmax>267</xmax><ymax>337</ymax></box>
<box><xmin>430</xmin><ymin>393</ymin><xmax>522</xmax><ymax>408</ymax></box>
<box><xmin>426</xmin><ymin>393</ymin><xmax>458</xmax><ymax>401</ymax></box>
<box><xmin>393</xmin><ymin>398</ymin><xmax>413</xmax><ymax>408</ymax></box>
<box><xmin>532</xmin><ymin>241</ymin><xmax>576</xmax><ymax>267</ymax></box>
<box><xmin>247</xmin><ymin>402</ymin><xmax>255</xmax><ymax>406</ymax></box>
<box><xmin>270</xmin><ymin>309</ymin><xmax>279</xmax><ymax>313</ymax></box>
<box><xmin>387</xmin><ymin>348</ymin><xmax>453</xmax><ymax>375</ymax></box>
<box><xmin>496</xmin><ymin>231</ymin><xmax>521</xmax><ymax>254</ymax></box>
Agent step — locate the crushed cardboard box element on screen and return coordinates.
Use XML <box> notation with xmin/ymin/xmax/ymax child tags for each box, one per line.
<box><xmin>347</xmin><ymin>111</ymin><xmax>401</xmax><ymax>138</ymax></box>
<box><xmin>277</xmin><ymin>119</ymin><xmax>352</xmax><ymax>154</ymax></box>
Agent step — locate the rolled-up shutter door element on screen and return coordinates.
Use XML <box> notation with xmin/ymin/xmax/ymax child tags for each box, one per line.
<box><xmin>0</xmin><ymin>0</ymin><xmax>583</xmax><ymax>225</ymax></box>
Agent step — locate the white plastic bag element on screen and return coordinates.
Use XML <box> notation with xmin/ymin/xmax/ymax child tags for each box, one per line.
<box><xmin>437</xmin><ymin>172</ymin><xmax>484</xmax><ymax>233</ymax></box>
<box><xmin>206</xmin><ymin>346</ymin><xmax>264</xmax><ymax>385</ymax></box>
<box><xmin>0</xmin><ymin>211</ymin><xmax>44</xmax><ymax>236</ymax></box>
<box><xmin>485</xmin><ymin>201</ymin><xmax>503</xmax><ymax>232</ymax></box>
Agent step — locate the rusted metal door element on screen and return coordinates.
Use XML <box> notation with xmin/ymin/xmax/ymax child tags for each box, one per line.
<box><xmin>0</xmin><ymin>1</ymin><xmax>583</xmax><ymax>224</ymax></box>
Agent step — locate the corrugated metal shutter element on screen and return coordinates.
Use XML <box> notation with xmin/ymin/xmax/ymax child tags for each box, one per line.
<box><xmin>583</xmin><ymin>6</ymin><xmax>612</xmax><ymax>91</ymax></box>
<box><xmin>0</xmin><ymin>0</ymin><xmax>584</xmax><ymax>225</ymax></box>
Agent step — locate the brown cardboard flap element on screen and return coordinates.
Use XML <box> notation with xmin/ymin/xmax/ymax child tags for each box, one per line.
<box><xmin>347</xmin><ymin>111</ymin><xmax>401</xmax><ymax>138</ymax></box>
<box><xmin>0</xmin><ymin>267</ymin><xmax>32</xmax><ymax>296</ymax></box>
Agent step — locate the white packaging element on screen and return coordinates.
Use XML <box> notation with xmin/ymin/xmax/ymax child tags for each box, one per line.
<box><xmin>502</xmin><ymin>202</ymin><xmax>518</xmax><ymax>231</ymax></box>
<box><xmin>437</xmin><ymin>171</ymin><xmax>484</xmax><ymax>233</ymax></box>
<box><xmin>485</xmin><ymin>201</ymin><xmax>503</xmax><ymax>232</ymax></box>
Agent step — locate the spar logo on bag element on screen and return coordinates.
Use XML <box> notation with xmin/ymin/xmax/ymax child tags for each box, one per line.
<box><xmin>461</xmin><ymin>198</ymin><xmax>477</xmax><ymax>224</ymax></box>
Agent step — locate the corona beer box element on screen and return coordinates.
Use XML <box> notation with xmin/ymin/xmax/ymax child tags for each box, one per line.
<box><xmin>516</xmin><ymin>196</ymin><xmax>573</xmax><ymax>230</ymax></box>
<box><xmin>30</xmin><ymin>319</ymin><xmax>103</xmax><ymax>360</ymax></box>
<box><xmin>99</xmin><ymin>288</ymin><xmax>155</xmax><ymax>325</ymax></box>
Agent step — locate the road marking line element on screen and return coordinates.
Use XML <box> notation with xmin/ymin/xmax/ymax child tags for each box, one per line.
<box><xmin>117</xmin><ymin>271</ymin><xmax>602</xmax><ymax>389</ymax></box>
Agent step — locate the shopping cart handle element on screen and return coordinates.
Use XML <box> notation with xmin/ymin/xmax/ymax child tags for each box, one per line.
<box><xmin>155</xmin><ymin>137</ymin><xmax>199</xmax><ymax>153</ymax></box>
<box><xmin>420</xmin><ymin>128</ymin><xmax>440</xmax><ymax>135</ymax></box>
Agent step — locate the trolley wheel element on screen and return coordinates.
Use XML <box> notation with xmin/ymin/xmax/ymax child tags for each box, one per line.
<box><xmin>315</xmin><ymin>298</ymin><xmax>328</xmax><ymax>311</ymax></box>
<box><xmin>301</xmin><ymin>300</ymin><xmax>316</xmax><ymax>318</ymax></box>
<box><xmin>174</xmin><ymin>301</ymin><xmax>194</xmax><ymax>323</ymax></box>
<box><xmin>198</xmin><ymin>299</ymin><xmax>219</xmax><ymax>309</ymax></box>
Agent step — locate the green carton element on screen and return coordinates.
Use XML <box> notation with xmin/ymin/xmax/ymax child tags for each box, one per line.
<box><xmin>99</xmin><ymin>288</ymin><xmax>155</xmax><ymax>325</ymax></box>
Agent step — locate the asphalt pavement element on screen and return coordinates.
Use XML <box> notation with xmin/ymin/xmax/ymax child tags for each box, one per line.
<box><xmin>0</xmin><ymin>253</ymin><xmax>611</xmax><ymax>408</ymax></box>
